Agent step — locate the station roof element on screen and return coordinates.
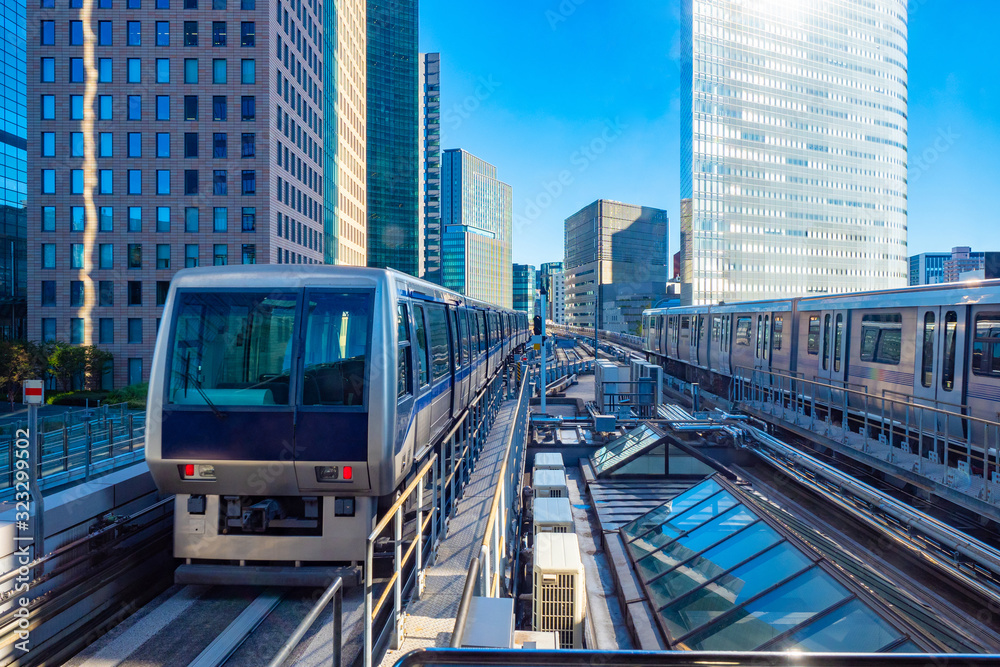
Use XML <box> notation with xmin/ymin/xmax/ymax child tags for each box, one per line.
<box><xmin>590</xmin><ymin>424</ymin><xmax>667</xmax><ymax>476</ymax></box>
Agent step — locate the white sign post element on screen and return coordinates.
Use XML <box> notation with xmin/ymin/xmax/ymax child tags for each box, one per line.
<box><xmin>22</xmin><ymin>380</ymin><xmax>45</xmax><ymax>564</ymax></box>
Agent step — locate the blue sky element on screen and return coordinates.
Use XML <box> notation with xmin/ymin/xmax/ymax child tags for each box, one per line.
<box><xmin>419</xmin><ymin>1</ymin><xmax>1000</xmax><ymax>269</ymax></box>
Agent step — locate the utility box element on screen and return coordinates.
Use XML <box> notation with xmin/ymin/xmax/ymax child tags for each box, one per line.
<box><xmin>532</xmin><ymin>452</ymin><xmax>565</xmax><ymax>479</ymax></box>
<box><xmin>533</xmin><ymin>469</ymin><xmax>569</xmax><ymax>498</ymax></box>
<box><xmin>461</xmin><ymin>596</ymin><xmax>515</xmax><ymax>648</ymax></box>
<box><xmin>533</xmin><ymin>533</ymin><xmax>586</xmax><ymax>649</ymax></box>
<box><xmin>533</xmin><ymin>497</ymin><xmax>574</xmax><ymax>536</ymax></box>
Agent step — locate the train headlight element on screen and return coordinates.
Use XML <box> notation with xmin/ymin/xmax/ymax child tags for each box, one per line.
<box><xmin>180</xmin><ymin>464</ymin><xmax>217</xmax><ymax>480</ymax></box>
<box><xmin>315</xmin><ymin>465</ymin><xmax>353</xmax><ymax>482</ymax></box>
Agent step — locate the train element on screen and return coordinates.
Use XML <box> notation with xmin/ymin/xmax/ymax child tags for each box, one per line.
<box><xmin>145</xmin><ymin>266</ymin><xmax>529</xmax><ymax>568</ymax></box>
<box><xmin>640</xmin><ymin>280</ymin><xmax>1000</xmax><ymax>460</ymax></box>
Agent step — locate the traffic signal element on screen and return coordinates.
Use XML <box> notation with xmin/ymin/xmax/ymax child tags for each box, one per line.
<box><xmin>533</xmin><ymin>315</ymin><xmax>542</xmax><ymax>335</ymax></box>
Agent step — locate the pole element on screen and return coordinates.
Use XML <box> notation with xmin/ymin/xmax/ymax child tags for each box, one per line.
<box><xmin>29</xmin><ymin>401</ymin><xmax>44</xmax><ymax>563</ymax></box>
<box><xmin>593</xmin><ymin>255</ymin><xmax>600</xmax><ymax>357</ymax></box>
<box><xmin>540</xmin><ymin>290</ymin><xmax>548</xmax><ymax>415</ymax></box>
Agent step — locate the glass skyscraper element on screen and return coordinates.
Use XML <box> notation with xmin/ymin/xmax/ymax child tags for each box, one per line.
<box><xmin>366</xmin><ymin>0</ymin><xmax>419</xmax><ymax>275</ymax></box>
<box><xmin>441</xmin><ymin>149</ymin><xmax>512</xmax><ymax>308</ymax></box>
<box><xmin>512</xmin><ymin>263</ymin><xmax>535</xmax><ymax>319</ymax></box>
<box><xmin>420</xmin><ymin>53</ymin><xmax>442</xmax><ymax>283</ymax></box>
<box><xmin>680</xmin><ymin>0</ymin><xmax>909</xmax><ymax>305</ymax></box>
<box><xmin>0</xmin><ymin>0</ymin><xmax>26</xmax><ymax>339</ymax></box>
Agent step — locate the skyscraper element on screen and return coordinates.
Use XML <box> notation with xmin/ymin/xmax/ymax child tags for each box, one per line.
<box><xmin>366</xmin><ymin>0</ymin><xmax>419</xmax><ymax>275</ymax></box>
<box><xmin>539</xmin><ymin>261</ymin><xmax>566</xmax><ymax>325</ymax></box>
<box><xmin>680</xmin><ymin>0</ymin><xmax>909</xmax><ymax>305</ymax></box>
<box><xmin>512</xmin><ymin>263</ymin><xmax>535</xmax><ymax>319</ymax></box>
<box><xmin>564</xmin><ymin>200</ymin><xmax>667</xmax><ymax>335</ymax></box>
<box><xmin>28</xmin><ymin>0</ymin><xmax>367</xmax><ymax>387</ymax></box>
<box><xmin>0</xmin><ymin>0</ymin><xmax>26</xmax><ymax>340</ymax></box>
<box><xmin>419</xmin><ymin>52</ymin><xmax>442</xmax><ymax>283</ymax></box>
<box><xmin>441</xmin><ymin>149</ymin><xmax>512</xmax><ymax>307</ymax></box>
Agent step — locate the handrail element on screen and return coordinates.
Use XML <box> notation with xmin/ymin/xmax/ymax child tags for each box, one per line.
<box><xmin>449</xmin><ymin>556</ymin><xmax>480</xmax><ymax>648</ymax></box>
<box><xmin>367</xmin><ymin>455</ymin><xmax>437</xmax><ymax>543</ymax></box>
<box><xmin>267</xmin><ymin>577</ymin><xmax>342</xmax><ymax>667</ymax></box>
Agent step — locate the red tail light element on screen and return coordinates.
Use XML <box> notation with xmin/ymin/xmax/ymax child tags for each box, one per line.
<box><xmin>184</xmin><ymin>464</ymin><xmax>195</xmax><ymax>477</ymax></box>
<box><xmin>343</xmin><ymin>466</ymin><xmax>353</xmax><ymax>480</ymax></box>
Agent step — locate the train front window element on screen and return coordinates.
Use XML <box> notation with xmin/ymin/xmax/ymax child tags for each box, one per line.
<box><xmin>168</xmin><ymin>291</ymin><xmax>298</xmax><ymax>405</ymax></box>
<box><xmin>301</xmin><ymin>291</ymin><xmax>373</xmax><ymax>406</ymax></box>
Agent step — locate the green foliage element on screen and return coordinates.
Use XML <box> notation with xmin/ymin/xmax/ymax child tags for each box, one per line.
<box><xmin>45</xmin><ymin>390</ymin><xmax>109</xmax><ymax>407</ymax></box>
<box><xmin>0</xmin><ymin>340</ymin><xmax>114</xmax><ymax>407</ymax></box>
<box><xmin>106</xmin><ymin>382</ymin><xmax>149</xmax><ymax>410</ymax></box>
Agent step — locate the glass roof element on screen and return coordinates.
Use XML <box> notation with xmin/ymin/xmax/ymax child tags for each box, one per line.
<box><xmin>619</xmin><ymin>476</ymin><xmax>918</xmax><ymax>652</ymax></box>
<box><xmin>590</xmin><ymin>424</ymin><xmax>665</xmax><ymax>476</ymax></box>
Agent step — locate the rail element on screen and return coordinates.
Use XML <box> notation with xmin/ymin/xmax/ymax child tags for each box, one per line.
<box><xmin>267</xmin><ymin>577</ymin><xmax>343</xmax><ymax>667</ymax></box>
<box><xmin>451</xmin><ymin>364</ymin><xmax>532</xmax><ymax>647</ymax></box>
<box><xmin>730</xmin><ymin>365</ymin><xmax>1000</xmax><ymax>505</ymax></box>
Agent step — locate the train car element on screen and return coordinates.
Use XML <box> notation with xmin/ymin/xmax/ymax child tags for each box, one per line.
<box><xmin>146</xmin><ymin>266</ymin><xmax>526</xmax><ymax>571</ymax></box>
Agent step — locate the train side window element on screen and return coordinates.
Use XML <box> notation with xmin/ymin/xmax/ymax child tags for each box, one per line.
<box><xmin>735</xmin><ymin>317</ymin><xmax>751</xmax><ymax>346</ymax></box>
<box><xmin>773</xmin><ymin>316</ymin><xmax>783</xmax><ymax>351</ymax></box>
<box><xmin>942</xmin><ymin>311</ymin><xmax>958</xmax><ymax>391</ymax></box>
<box><xmin>922</xmin><ymin>312</ymin><xmax>935</xmax><ymax>387</ymax></box>
<box><xmin>860</xmin><ymin>313</ymin><xmax>901</xmax><ymax>366</ymax></box>
<box><xmin>755</xmin><ymin>315</ymin><xmax>762</xmax><ymax>359</ymax></box>
<box><xmin>833</xmin><ymin>314</ymin><xmax>843</xmax><ymax>372</ymax></box>
<box><xmin>413</xmin><ymin>305</ymin><xmax>430</xmax><ymax>387</ymax></box>
<box><xmin>807</xmin><ymin>316</ymin><xmax>820</xmax><ymax>355</ymax></box>
<box><xmin>426</xmin><ymin>305</ymin><xmax>450</xmax><ymax>381</ymax></box>
<box><xmin>397</xmin><ymin>304</ymin><xmax>411</xmax><ymax>398</ymax></box>
<box><xmin>822</xmin><ymin>314</ymin><xmax>831</xmax><ymax>370</ymax></box>
<box><xmin>451</xmin><ymin>308</ymin><xmax>462</xmax><ymax>369</ymax></box>
<box><xmin>459</xmin><ymin>309</ymin><xmax>471</xmax><ymax>366</ymax></box>
<box><xmin>680</xmin><ymin>316</ymin><xmax>690</xmax><ymax>339</ymax></box>
<box><xmin>479</xmin><ymin>312</ymin><xmax>487</xmax><ymax>353</ymax></box>
<box><xmin>972</xmin><ymin>313</ymin><xmax>1000</xmax><ymax>377</ymax></box>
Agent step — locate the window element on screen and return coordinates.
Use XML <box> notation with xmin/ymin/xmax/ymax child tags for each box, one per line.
<box><xmin>156</xmin><ymin>95</ymin><xmax>170</xmax><ymax>120</ymax></box>
<box><xmin>183</xmin><ymin>207</ymin><xmax>200</xmax><ymax>233</ymax></box>
<box><xmin>942</xmin><ymin>311</ymin><xmax>958</xmax><ymax>391</ymax></box>
<box><xmin>128</xmin><ymin>0</ymin><xmax>140</xmax><ymax>8</ymax></box>
<box><xmin>128</xmin><ymin>243</ymin><xmax>142</xmax><ymax>268</ymax></box>
<box><xmin>70</xmin><ymin>95</ymin><xmax>83</xmax><ymax>119</ymax></box>
<box><xmin>70</xmin><ymin>58</ymin><xmax>84</xmax><ymax>82</ymax></box>
<box><xmin>70</xmin><ymin>20</ymin><xmax>83</xmax><ymax>45</ymax></box>
<box><xmin>213</xmin><ymin>170</ymin><xmax>227</xmax><ymax>195</ymax></box>
<box><xmin>41</xmin><ymin>21</ymin><xmax>54</xmax><ymax>45</ymax></box>
<box><xmin>156</xmin><ymin>58</ymin><xmax>170</xmax><ymax>83</ymax></box>
<box><xmin>99</xmin><ymin>206</ymin><xmax>113</xmax><ymax>231</ymax></box>
<box><xmin>156</xmin><ymin>0</ymin><xmax>168</xmax><ymax>7</ymax></box>
<box><xmin>241</xmin><ymin>0</ymin><xmax>254</xmax><ymax>9</ymax></box>
<box><xmin>184</xmin><ymin>58</ymin><xmax>198</xmax><ymax>83</ymax></box>
<box><xmin>241</xmin><ymin>96</ymin><xmax>256</xmax><ymax>121</ymax></box>
<box><xmin>70</xmin><ymin>319</ymin><xmax>84</xmax><ymax>345</ymax></box>
<box><xmin>99</xmin><ymin>319</ymin><xmax>114</xmax><ymax>344</ymax></box>
<box><xmin>213</xmin><ymin>207</ymin><xmax>227</xmax><ymax>231</ymax></box>
<box><xmin>157</xmin><ymin>133</ymin><xmax>170</xmax><ymax>157</ymax></box>
<box><xmin>99</xmin><ymin>244</ymin><xmax>113</xmax><ymax>269</ymax></box>
<box><xmin>100</xmin><ymin>133</ymin><xmax>113</xmax><ymax>157</ymax></box>
<box><xmin>128</xmin><ymin>21</ymin><xmax>141</xmax><ymax>45</ymax></box>
<box><xmin>99</xmin><ymin>58</ymin><xmax>113</xmax><ymax>82</ymax></box>
<box><xmin>128</xmin><ymin>359</ymin><xmax>143</xmax><ymax>385</ymax></box>
<box><xmin>833</xmin><ymin>314</ymin><xmax>844</xmax><ymax>372</ymax></box>
<box><xmin>772</xmin><ymin>316</ymin><xmax>783</xmax><ymax>352</ymax></box>
<box><xmin>70</xmin><ymin>280</ymin><xmax>84</xmax><ymax>306</ymax></box>
<box><xmin>128</xmin><ymin>95</ymin><xmax>141</xmax><ymax>120</ymax></box>
<box><xmin>42</xmin><ymin>319</ymin><xmax>56</xmax><ymax>343</ymax></box>
<box><xmin>184</xmin><ymin>20</ymin><xmax>197</xmax><ymax>45</ymax></box>
<box><xmin>212</xmin><ymin>21</ymin><xmax>226</xmax><ymax>46</ymax></box>
<box><xmin>41</xmin><ymin>58</ymin><xmax>55</xmax><ymax>82</ymax></box>
<box><xmin>41</xmin><ymin>132</ymin><xmax>55</xmax><ymax>157</ymax></box>
<box><xmin>71</xmin><ymin>206</ymin><xmax>85</xmax><ymax>231</ymax></box>
<box><xmin>241</xmin><ymin>59</ymin><xmax>255</xmax><ymax>84</ymax></box>
<box><xmin>241</xmin><ymin>22</ymin><xmax>255</xmax><ymax>46</ymax></box>
<box><xmin>185</xmin><ymin>244</ymin><xmax>199</xmax><ymax>267</ymax></box>
<box><xmin>822</xmin><ymin>314</ymin><xmax>831</xmax><ymax>370</ymax></box>
<box><xmin>42</xmin><ymin>207</ymin><xmax>56</xmax><ymax>232</ymax></box>
<box><xmin>41</xmin><ymin>244</ymin><xmax>56</xmax><ymax>269</ymax></box>
<box><xmin>213</xmin><ymin>58</ymin><xmax>227</xmax><ymax>83</ymax></box>
<box><xmin>128</xmin><ymin>58</ymin><xmax>141</xmax><ymax>82</ymax></box>
<box><xmin>156</xmin><ymin>206</ymin><xmax>170</xmax><ymax>232</ymax></box>
<box><xmin>972</xmin><ymin>313</ymin><xmax>1000</xmax><ymax>378</ymax></box>
<box><xmin>156</xmin><ymin>21</ymin><xmax>169</xmax><ymax>46</ymax></box>
<box><xmin>732</xmin><ymin>317</ymin><xmax>750</xmax><ymax>347</ymax></box>
<box><xmin>213</xmin><ymin>95</ymin><xmax>227</xmax><ymax>120</ymax></box>
<box><xmin>42</xmin><ymin>95</ymin><xmax>55</xmax><ymax>119</ymax></box>
<box><xmin>99</xmin><ymin>281</ymin><xmax>114</xmax><ymax>306</ymax></box>
<box><xmin>241</xmin><ymin>207</ymin><xmax>255</xmax><ymax>232</ymax></box>
<box><xmin>128</xmin><ymin>207</ymin><xmax>142</xmax><ymax>232</ymax></box>
<box><xmin>184</xmin><ymin>0</ymin><xmax>196</xmax><ymax>7</ymax></box>
<box><xmin>213</xmin><ymin>0</ymin><xmax>225</xmax><ymax>8</ymax></box>
<box><xmin>241</xmin><ymin>132</ymin><xmax>255</xmax><ymax>157</ymax></box>
<box><xmin>100</xmin><ymin>169</ymin><xmax>113</xmax><ymax>194</ymax></box>
<box><xmin>213</xmin><ymin>244</ymin><xmax>228</xmax><ymax>265</ymax></box>
<box><xmin>71</xmin><ymin>169</ymin><xmax>84</xmax><ymax>194</ymax></box>
<box><xmin>71</xmin><ymin>243</ymin><xmax>84</xmax><ymax>269</ymax></box>
<box><xmin>184</xmin><ymin>169</ymin><xmax>198</xmax><ymax>195</ymax></box>
<box><xmin>184</xmin><ymin>95</ymin><xmax>198</xmax><ymax>121</ymax></box>
<box><xmin>413</xmin><ymin>306</ymin><xmax>429</xmax><ymax>386</ymax></box>
<box><xmin>42</xmin><ymin>170</ymin><xmax>55</xmax><ymax>194</ymax></box>
<box><xmin>859</xmin><ymin>313</ymin><xmax>902</xmax><ymax>366</ymax></box>
<box><xmin>156</xmin><ymin>281</ymin><xmax>170</xmax><ymax>306</ymax></box>
<box><xmin>98</xmin><ymin>20</ymin><xmax>112</xmax><ymax>45</ymax></box>
<box><xmin>426</xmin><ymin>305</ymin><xmax>450</xmax><ymax>381</ymax></box>
<box><xmin>128</xmin><ymin>169</ymin><xmax>142</xmax><ymax>194</ymax></box>
<box><xmin>241</xmin><ymin>244</ymin><xmax>255</xmax><ymax>264</ymax></box>
<box><xmin>156</xmin><ymin>244</ymin><xmax>170</xmax><ymax>269</ymax></box>
<box><xmin>41</xmin><ymin>281</ymin><xmax>56</xmax><ymax>306</ymax></box>
<box><xmin>128</xmin><ymin>281</ymin><xmax>142</xmax><ymax>306</ymax></box>
<box><xmin>99</xmin><ymin>95</ymin><xmax>113</xmax><ymax>120</ymax></box>
<box><xmin>921</xmin><ymin>312</ymin><xmax>936</xmax><ymax>387</ymax></box>
<box><xmin>300</xmin><ymin>291</ymin><xmax>373</xmax><ymax>406</ymax></box>
<box><xmin>241</xmin><ymin>170</ymin><xmax>255</xmax><ymax>194</ymax></box>
<box><xmin>214</xmin><ymin>133</ymin><xmax>227</xmax><ymax>158</ymax></box>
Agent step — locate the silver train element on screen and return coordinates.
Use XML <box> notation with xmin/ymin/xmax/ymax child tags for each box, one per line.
<box><xmin>641</xmin><ymin>281</ymin><xmax>1000</xmax><ymax>461</ymax></box>
<box><xmin>146</xmin><ymin>266</ymin><xmax>528</xmax><ymax>564</ymax></box>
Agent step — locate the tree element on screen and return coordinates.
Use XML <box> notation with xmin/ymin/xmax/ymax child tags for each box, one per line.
<box><xmin>48</xmin><ymin>342</ymin><xmax>88</xmax><ymax>392</ymax></box>
<box><xmin>0</xmin><ymin>340</ymin><xmax>53</xmax><ymax>410</ymax></box>
<box><xmin>84</xmin><ymin>346</ymin><xmax>114</xmax><ymax>391</ymax></box>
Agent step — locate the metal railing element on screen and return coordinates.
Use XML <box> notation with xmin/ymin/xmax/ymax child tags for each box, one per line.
<box><xmin>268</xmin><ymin>577</ymin><xmax>343</xmax><ymax>667</ymax></box>
<box><xmin>451</xmin><ymin>366</ymin><xmax>532</xmax><ymax>647</ymax></box>
<box><xmin>730</xmin><ymin>365</ymin><xmax>1000</xmax><ymax>504</ymax></box>
<box><xmin>543</xmin><ymin>359</ymin><xmax>592</xmax><ymax>382</ymax></box>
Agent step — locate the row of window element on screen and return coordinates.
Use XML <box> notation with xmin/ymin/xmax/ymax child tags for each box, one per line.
<box><xmin>40</xmin><ymin>206</ymin><xmax>256</xmax><ymax>234</ymax></box>
<box><xmin>40</xmin><ymin>94</ymin><xmax>257</xmax><ymax>125</ymax></box>
<box><xmin>41</xmin><ymin>131</ymin><xmax>256</xmax><ymax>160</ymax></box>
<box><xmin>44</xmin><ymin>316</ymin><xmax>150</xmax><ymax>346</ymax></box>
<box><xmin>39</xmin><ymin>168</ymin><xmax>256</xmax><ymax>196</ymax></box>
<box><xmin>40</xmin><ymin>243</ymin><xmax>255</xmax><ymax>270</ymax></box>
<box><xmin>276</xmin><ymin>212</ymin><xmax>320</xmax><ymax>252</ymax></box>
<box><xmin>40</xmin><ymin>0</ymin><xmax>255</xmax><ymax>10</ymax></box>
<box><xmin>41</xmin><ymin>20</ymin><xmax>255</xmax><ymax>48</ymax></box>
<box><xmin>42</xmin><ymin>280</ymin><xmax>168</xmax><ymax>308</ymax></box>
<box><xmin>40</xmin><ymin>57</ymin><xmax>255</xmax><ymax>85</ymax></box>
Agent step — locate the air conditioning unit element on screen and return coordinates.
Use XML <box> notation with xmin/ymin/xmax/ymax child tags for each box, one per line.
<box><xmin>533</xmin><ymin>497</ymin><xmax>574</xmax><ymax>536</ymax></box>
<box><xmin>533</xmin><ymin>469</ymin><xmax>568</xmax><ymax>498</ymax></box>
<box><xmin>532</xmin><ymin>452</ymin><xmax>565</xmax><ymax>479</ymax></box>
<box><xmin>532</xmin><ymin>533</ymin><xmax>586</xmax><ymax>649</ymax></box>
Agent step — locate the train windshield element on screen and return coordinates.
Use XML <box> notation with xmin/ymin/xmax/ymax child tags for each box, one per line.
<box><xmin>167</xmin><ymin>291</ymin><xmax>299</xmax><ymax>405</ymax></box>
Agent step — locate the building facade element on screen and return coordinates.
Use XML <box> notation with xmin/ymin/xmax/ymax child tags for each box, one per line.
<box><xmin>943</xmin><ymin>247</ymin><xmax>986</xmax><ymax>283</ymax></box>
<box><xmin>419</xmin><ymin>52</ymin><xmax>441</xmax><ymax>283</ymax></box>
<box><xmin>28</xmin><ymin>0</ymin><xmax>367</xmax><ymax>387</ymax></box>
<box><xmin>538</xmin><ymin>261</ymin><xmax>566</xmax><ymax>325</ymax></box>
<box><xmin>908</xmin><ymin>252</ymin><xmax>950</xmax><ymax>286</ymax></box>
<box><xmin>366</xmin><ymin>0</ymin><xmax>418</xmax><ymax>275</ymax></box>
<box><xmin>0</xmin><ymin>0</ymin><xmax>26</xmax><ymax>340</ymax></box>
<box><xmin>512</xmin><ymin>263</ymin><xmax>534</xmax><ymax>319</ymax></box>
<box><xmin>680</xmin><ymin>0</ymin><xmax>909</xmax><ymax>305</ymax></box>
<box><xmin>564</xmin><ymin>200</ymin><xmax>667</xmax><ymax>335</ymax></box>
<box><xmin>441</xmin><ymin>149</ymin><xmax>512</xmax><ymax>307</ymax></box>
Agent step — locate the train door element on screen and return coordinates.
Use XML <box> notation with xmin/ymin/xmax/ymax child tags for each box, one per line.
<box><xmin>816</xmin><ymin>309</ymin><xmax>849</xmax><ymax>404</ymax></box>
<box><xmin>411</xmin><ymin>303</ymin><xmax>432</xmax><ymax>451</ymax></box>
<box><xmin>394</xmin><ymin>302</ymin><xmax>416</xmax><ymax>473</ymax></box>
<box><xmin>456</xmin><ymin>308</ymin><xmax>471</xmax><ymax>413</ymax></box>
<box><xmin>753</xmin><ymin>314</ymin><xmax>771</xmax><ymax>373</ymax></box>
<box><xmin>913</xmin><ymin>307</ymin><xmax>940</xmax><ymax>409</ymax></box>
<box><xmin>449</xmin><ymin>307</ymin><xmax>462</xmax><ymax>417</ymax></box>
<box><xmin>425</xmin><ymin>303</ymin><xmax>452</xmax><ymax>437</ymax></box>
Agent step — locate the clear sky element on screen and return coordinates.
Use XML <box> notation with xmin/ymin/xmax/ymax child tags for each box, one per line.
<box><xmin>418</xmin><ymin>1</ymin><xmax>1000</xmax><ymax>270</ymax></box>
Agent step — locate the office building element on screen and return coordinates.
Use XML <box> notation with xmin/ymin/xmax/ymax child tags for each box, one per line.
<box><xmin>366</xmin><ymin>0</ymin><xmax>418</xmax><ymax>275</ymax></box>
<box><xmin>539</xmin><ymin>261</ymin><xmax>566</xmax><ymax>325</ymax></box>
<box><xmin>512</xmin><ymin>263</ymin><xmax>535</xmax><ymax>319</ymax></box>
<box><xmin>28</xmin><ymin>0</ymin><xmax>367</xmax><ymax>387</ymax></box>
<box><xmin>0</xmin><ymin>0</ymin><xmax>26</xmax><ymax>340</ymax></box>
<box><xmin>419</xmin><ymin>52</ymin><xmax>441</xmax><ymax>283</ymax></box>
<box><xmin>943</xmin><ymin>247</ymin><xmax>986</xmax><ymax>283</ymax></box>
<box><xmin>441</xmin><ymin>149</ymin><xmax>512</xmax><ymax>307</ymax></box>
<box><xmin>564</xmin><ymin>200</ymin><xmax>667</xmax><ymax>335</ymax></box>
<box><xmin>909</xmin><ymin>252</ymin><xmax>950</xmax><ymax>286</ymax></box>
<box><xmin>680</xmin><ymin>0</ymin><xmax>909</xmax><ymax>305</ymax></box>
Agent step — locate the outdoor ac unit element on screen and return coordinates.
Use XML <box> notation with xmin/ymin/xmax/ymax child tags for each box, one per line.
<box><xmin>532</xmin><ymin>452</ymin><xmax>565</xmax><ymax>479</ymax></box>
<box><xmin>533</xmin><ymin>469</ymin><xmax>569</xmax><ymax>498</ymax></box>
<box><xmin>533</xmin><ymin>497</ymin><xmax>574</xmax><ymax>536</ymax></box>
<box><xmin>532</xmin><ymin>533</ymin><xmax>586</xmax><ymax>649</ymax></box>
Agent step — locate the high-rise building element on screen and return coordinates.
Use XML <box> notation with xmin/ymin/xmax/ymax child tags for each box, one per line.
<box><xmin>441</xmin><ymin>149</ymin><xmax>512</xmax><ymax>307</ymax></box>
<box><xmin>0</xmin><ymin>0</ymin><xmax>26</xmax><ymax>340</ymax></box>
<box><xmin>680</xmin><ymin>0</ymin><xmax>909</xmax><ymax>305</ymax></box>
<box><xmin>943</xmin><ymin>247</ymin><xmax>986</xmax><ymax>283</ymax></box>
<box><xmin>366</xmin><ymin>0</ymin><xmax>418</xmax><ymax>275</ymax></box>
<box><xmin>419</xmin><ymin>52</ymin><xmax>442</xmax><ymax>283</ymax></box>
<box><xmin>564</xmin><ymin>200</ymin><xmax>667</xmax><ymax>335</ymax></box>
<box><xmin>539</xmin><ymin>261</ymin><xmax>566</xmax><ymax>325</ymax></box>
<box><xmin>909</xmin><ymin>252</ymin><xmax>950</xmax><ymax>286</ymax></box>
<box><xmin>28</xmin><ymin>0</ymin><xmax>367</xmax><ymax>387</ymax></box>
<box><xmin>512</xmin><ymin>263</ymin><xmax>535</xmax><ymax>319</ymax></box>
